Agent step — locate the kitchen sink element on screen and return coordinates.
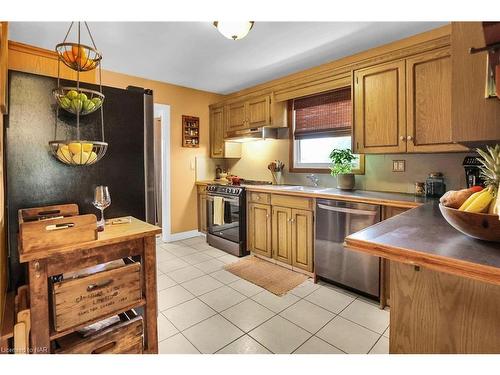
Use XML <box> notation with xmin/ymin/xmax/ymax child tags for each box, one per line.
<box><xmin>277</xmin><ymin>185</ymin><xmax>329</xmax><ymax>191</ymax></box>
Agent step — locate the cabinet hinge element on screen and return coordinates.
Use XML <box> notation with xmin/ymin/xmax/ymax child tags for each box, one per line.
<box><xmin>356</xmin><ymin>76</ymin><xmax>358</xmax><ymax>84</ymax></box>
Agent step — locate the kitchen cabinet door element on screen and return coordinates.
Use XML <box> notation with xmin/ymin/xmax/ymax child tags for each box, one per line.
<box><xmin>227</xmin><ymin>101</ymin><xmax>247</xmax><ymax>134</ymax></box>
<box><xmin>380</xmin><ymin>205</ymin><xmax>410</xmax><ymax>308</ymax></box>
<box><xmin>247</xmin><ymin>95</ymin><xmax>270</xmax><ymax>128</ymax></box>
<box><xmin>354</xmin><ymin>60</ymin><xmax>406</xmax><ymax>154</ymax></box>
<box><xmin>210</xmin><ymin>106</ymin><xmax>225</xmax><ymax>158</ymax></box>
<box><xmin>290</xmin><ymin>209</ymin><xmax>314</xmax><ymax>272</ymax></box>
<box><xmin>406</xmin><ymin>48</ymin><xmax>468</xmax><ymax>153</ymax></box>
<box><xmin>197</xmin><ymin>192</ymin><xmax>208</xmax><ymax>233</ymax></box>
<box><xmin>248</xmin><ymin>203</ymin><xmax>272</xmax><ymax>257</ymax></box>
<box><xmin>272</xmin><ymin>206</ymin><xmax>292</xmax><ymax>264</ymax></box>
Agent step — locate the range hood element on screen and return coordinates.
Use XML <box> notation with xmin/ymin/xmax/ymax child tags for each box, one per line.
<box><xmin>225</xmin><ymin>126</ymin><xmax>278</xmax><ymax>142</ymax></box>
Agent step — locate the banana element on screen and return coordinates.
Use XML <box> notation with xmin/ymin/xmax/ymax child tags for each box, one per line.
<box><xmin>464</xmin><ymin>188</ymin><xmax>494</xmax><ymax>213</ymax></box>
<box><xmin>458</xmin><ymin>189</ymin><xmax>484</xmax><ymax>211</ymax></box>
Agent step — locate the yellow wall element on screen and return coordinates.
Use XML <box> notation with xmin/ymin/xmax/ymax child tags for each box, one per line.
<box><xmin>99</xmin><ymin>70</ymin><xmax>222</xmax><ymax>233</ymax></box>
<box><xmin>7</xmin><ymin>41</ymin><xmax>223</xmax><ymax>234</ymax></box>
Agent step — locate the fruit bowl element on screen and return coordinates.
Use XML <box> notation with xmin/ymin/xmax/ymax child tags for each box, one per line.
<box><xmin>55</xmin><ymin>42</ymin><xmax>102</xmax><ymax>72</ymax></box>
<box><xmin>53</xmin><ymin>87</ymin><xmax>104</xmax><ymax>116</ymax></box>
<box><xmin>49</xmin><ymin>140</ymin><xmax>108</xmax><ymax>166</ymax></box>
<box><xmin>439</xmin><ymin>204</ymin><xmax>500</xmax><ymax>242</ymax></box>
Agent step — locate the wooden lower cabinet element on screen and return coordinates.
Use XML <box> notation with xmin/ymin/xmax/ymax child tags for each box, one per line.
<box><xmin>248</xmin><ymin>196</ymin><xmax>314</xmax><ymax>273</ymax></box>
<box><xmin>272</xmin><ymin>206</ymin><xmax>292</xmax><ymax>264</ymax></box>
<box><xmin>247</xmin><ymin>202</ymin><xmax>272</xmax><ymax>257</ymax></box>
<box><xmin>290</xmin><ymin>209</ymin><xmax>314</xmax><ymax>272</ymax></box>
<box><xmin>380</xmin><ymin>205</ymin><xmax>410</xmax><ymax>308</ymax></box>
<box><xmin>197</xmin><ymin>186</ymin><xmax>208</xmax><ymax>233</ymax></box>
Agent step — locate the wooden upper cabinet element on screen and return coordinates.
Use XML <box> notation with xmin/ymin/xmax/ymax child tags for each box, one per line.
<box><xmin>210</xmin><ymin>106</ymin><xmax>225</xmax><ymax>158</ymax></box>
<box><xmin>227</xmin><ymin>102</ymin><xmax>247</xmax><ymax>133</ymax></box>
<box><xmin>290</xmin><ymin>209</ymin><xmax>313</xmax><ymax>272</ymax></box>
<box><xmin>406</xmin><ymin>48</ymin><xmax>468</xmax><ymax>152</ymax></box>
<box><xmin>272</xmin><ymin>206</ymin><xmax>292</xmax><ymax>264</ymax></box>
<box><xmin>354</xmin><ymin>60</ymin><xmax>406</xmax><ymax>154</ymax></box>
<box><xmin>248</xmin><ymin>203</ymin><xmax>272</xmax><ymax>257</ymax></box>
<box><xmin>247</xmin><ymin>95</ymin><xmax>270</xmax><ymax>127</ymax></box>
<box><xmin>451</xmin><ymin>22</ymin><xmax>500</xmax><ymax>143</ymax></box>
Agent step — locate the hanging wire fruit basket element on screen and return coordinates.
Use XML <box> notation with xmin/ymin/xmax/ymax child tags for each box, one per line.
<box><xmin>55</xmin><ymin>42</ymin><xmax>102</xmax><ymax>72</ymax></box>
<box><xmin>53</xmin><ymin>86</ymin><xmax>104</xmax><ymax>115</ymax></box>
<box><xmin>49</xmin><ymin>140</ymin><xmax>108</xmax><ymax>166</ymax></box>
<box><xmin>50</xmin><ymin>21</ymin><xmax>108</xmax><ymax>167</ymax></box>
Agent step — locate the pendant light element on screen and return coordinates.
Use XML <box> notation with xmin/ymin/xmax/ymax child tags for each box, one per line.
<box><xmin>49</xmin><ymin>21</ymin><xmax>107</xmax><ymax>166</ymax></box>
<box><xmin>213</xmin><ymin>21</ymin><xmax>254</xmax><ymax>40</ymax></box>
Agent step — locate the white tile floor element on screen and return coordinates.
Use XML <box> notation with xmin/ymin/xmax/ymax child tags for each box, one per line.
<box><xmin>155</xmin><ymin>236</ymin><xmax>390</xmax><ymax>354</ymax></box>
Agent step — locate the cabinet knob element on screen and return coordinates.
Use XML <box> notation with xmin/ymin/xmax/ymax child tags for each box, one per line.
<box><xmin>399</xmin><ymin>136</ymin><xmax>406</xmax><ymax>142</ymax></box>
<box><xmin>407</xmin><ymin>135</ymin><xmax>413</xmax><ymax>141</ymax></box>
<box><xmin>255</xmin><ymin>196</ymin><xmax>260</xmax><ymax>200</ymax></box>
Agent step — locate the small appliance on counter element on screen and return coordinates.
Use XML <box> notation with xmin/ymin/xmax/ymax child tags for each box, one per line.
<box><xmin>425</xmin><ymin>172</ymin><xmax>446</xmax><ymax>198</ymax></box>
<box><xmin>463</xmin><ymin>156</ymin><xmax>486</xmax><ymax>188</ymax></box>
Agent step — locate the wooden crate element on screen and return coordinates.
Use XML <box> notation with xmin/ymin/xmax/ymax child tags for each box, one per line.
<box><xmin>18</xmin><ymin>204</ymin><xmax>97</xmax><ymax>253</ymax></box>
<box><xmin>51</xmin><ymin>263</ymin><xmax>142</xmax><ymax>332</ymax></box>
<box><xmin>55</xmin><ymin>314</ymin><xmax>143</xmax><ymax>354</ymax></box>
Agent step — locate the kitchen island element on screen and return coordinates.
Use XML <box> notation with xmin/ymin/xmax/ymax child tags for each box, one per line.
<box><xmin>345</xmin><ymin>202</ymin><xmax>500</xmax><ymax>354</ymax></box>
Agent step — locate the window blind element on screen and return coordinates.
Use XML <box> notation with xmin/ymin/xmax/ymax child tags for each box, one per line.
<box><xmin>293</xmin><ymin>88</ymin><xmax>352</xmax><ymax>139</ymax></box>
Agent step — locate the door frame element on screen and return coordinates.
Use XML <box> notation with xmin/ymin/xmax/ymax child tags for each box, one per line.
<box><xmin>154</xmin><ymin>103</ymin><xmax>171</xmax><ymax>242</ymax></box>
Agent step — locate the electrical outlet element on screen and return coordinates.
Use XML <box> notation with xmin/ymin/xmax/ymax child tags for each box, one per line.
<box><xmin>392</xmin><ymin>160</ymin><xmax>406</xmax><ymax>172</ymax></box>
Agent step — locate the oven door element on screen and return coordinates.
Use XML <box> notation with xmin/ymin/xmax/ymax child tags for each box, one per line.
<box><xmin>207</xmin><ymin>194</ymin><xmax>241</xmax><ymax>244</ymax></box>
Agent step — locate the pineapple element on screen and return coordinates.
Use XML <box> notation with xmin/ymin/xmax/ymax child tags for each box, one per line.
<box><xmin>476</xmin><ymin>145</ymin><xmax>500</xmax><ymax>217</ymax></box>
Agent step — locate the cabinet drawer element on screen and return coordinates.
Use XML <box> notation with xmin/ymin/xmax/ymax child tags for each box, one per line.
<box><xmin>248</xmin><ymin>192</ymin><xmax>270</xmax><ymax>204</ymax></box>
<box><xmin>271</xmin><ymin>194</ymin><xmax>313</xmax><ymax>210</ymax></box>
<box><xmin>51</xmin><ymin>262</ymin><xmax>142</xmax><ymax>332</ymax></box>
<box><xmin>55</xmin><ymin>314</ymin><xmax>143</xmax><ymax>354</ymax></box>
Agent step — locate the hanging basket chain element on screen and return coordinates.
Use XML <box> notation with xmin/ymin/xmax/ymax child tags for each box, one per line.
<box><xmin>50</xmin><ymin>21</ymin><xmax>108</xmax><ymax>167</ymax></box>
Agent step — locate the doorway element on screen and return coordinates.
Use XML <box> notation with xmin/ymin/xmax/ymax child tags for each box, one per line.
<box><xmin>153</xmin><ymin>103</ymin><xmax>171</xmax><ymax>242</ymax></box>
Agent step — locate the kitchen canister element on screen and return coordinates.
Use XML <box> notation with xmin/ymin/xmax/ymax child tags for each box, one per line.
<box><xmin>425</xmin><ymin>172</ymin><xmax>446</xmax><ymax>198</ymax></box>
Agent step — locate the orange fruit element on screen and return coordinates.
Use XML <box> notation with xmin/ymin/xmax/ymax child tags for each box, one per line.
<box><xmin>72</xmin><ymin>45</ymin><xmax>87</xmax><ymax>60</ymax></box>
<box><xmin>76</xmin><ymin>55</ymin><xmax>89</xmax><ymax>69</ymax></box>
<box><xmin>62</xmin><ymin>50</ymin><xmax>75</xmax><ymax>63</ymax></box>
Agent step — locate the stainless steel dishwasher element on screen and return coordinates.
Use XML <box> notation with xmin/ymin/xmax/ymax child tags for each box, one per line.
<box><xmin>315</xmin><ymin>199</ymin><xmax>381</xmax><ymax>299</ymax></box>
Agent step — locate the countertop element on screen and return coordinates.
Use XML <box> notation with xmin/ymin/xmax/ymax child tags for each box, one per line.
<box><xmin>197</xmin><ymin>180</ymin><xmax>500</xmax><ymax>283</ymax></box>
<box><xmin>196</xmin><ymin>180</ymin><xmax>428</xmax><ymax>208</ymax></box>
<box><xmin>345</xmin><ymin>202</ymin><xmax>500</xmax><ymax>285</ymax></box>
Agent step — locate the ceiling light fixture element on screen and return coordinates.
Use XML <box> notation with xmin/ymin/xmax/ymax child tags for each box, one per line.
<box><xmin>213</xmin><ymin>21</ymin><xmax>254</xmax><ymax>41</ymax></box>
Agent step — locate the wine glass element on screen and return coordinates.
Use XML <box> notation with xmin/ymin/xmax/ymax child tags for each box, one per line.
<box><xmin>93</xmin><ymin>186</ymin><xmax>111</xmax><ymax>231</ymax></box>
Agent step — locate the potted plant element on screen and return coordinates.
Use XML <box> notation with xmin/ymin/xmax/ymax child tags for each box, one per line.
<box><xmin>329</xmin><ymin>148</ymin><xmax>356</xmax><ymax>190</ymax></box>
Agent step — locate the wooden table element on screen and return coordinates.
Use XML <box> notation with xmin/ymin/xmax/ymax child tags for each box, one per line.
<box><xmin>18</xmin><ymin>216</ymin><xmax>162</xmax><ymax>354</ymax></box>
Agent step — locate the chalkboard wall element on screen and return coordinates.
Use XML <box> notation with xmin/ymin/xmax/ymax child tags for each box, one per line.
<box><xmin>5</xmin><ymin>71</ymin><xmax>147</xmax><ymax>288</ymax></box>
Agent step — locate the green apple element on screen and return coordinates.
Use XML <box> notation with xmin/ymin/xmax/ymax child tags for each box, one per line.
<box><xmin>71</xmin><ymin>98</ymin><xmax>83</xmax><ymax>113</ymax></box>
<box><xmin>91</xmin><ymin>97</ymin><xmax>102</xmax><ymax>107</ymax></box>
<box><xmin>82</xmin><ymin>99</ymin><xmax>95</xmax><ymax>112</ymax></box>
<box><xmin>66</xmin><ymin>90</ymin><xmax>78</xmax><ymax>100</ymax></box>
<box><xmin>59</xmin><ymin>97</ymin><xmax>71</xmax><ymax>109</ymax></box>
<box><xmin>77</xmin><ymin>93</ymin><xmax>88</xmax><ymax>102</ymax></box>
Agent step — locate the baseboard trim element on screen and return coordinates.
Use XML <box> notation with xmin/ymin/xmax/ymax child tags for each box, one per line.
<box><xmin>163</xmin><ymin>230</ymin><xmax>204</xmax><ymax>243</ymax></box>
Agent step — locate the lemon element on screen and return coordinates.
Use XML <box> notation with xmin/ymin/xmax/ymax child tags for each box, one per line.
<box><xmin>88</xmin><ymin>151</ymin><xmax>98</xmax><ymax>164</ymax></box>
<box><xmin>56</xmin><ymin>146</ymin><xmax>72</xmax><ymax>162</ymax></box>
<box><xmin>72</xmin><ymin>152</ymin><xmax>90</xmax><ymax>165</ymax></box>
<box><xmin>66</xmin><ymin>90</ymin><xmax>78</xmax><ymax>100</ymax></box>
<box><xmin>82</xmin><ymin>143</ymin><xmax>93</xmax><ymax>153</ymax></box>
<box><xmin>68</xmin><ymin>142</ymin><xmax>82</xmax><ymax>155</ymax></box>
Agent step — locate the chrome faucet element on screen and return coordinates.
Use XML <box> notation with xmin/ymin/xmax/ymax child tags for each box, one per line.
<box><xmin>306</xmin><ymin>174</ymin><xmax>320</xmax><ymax>187</ymax></box>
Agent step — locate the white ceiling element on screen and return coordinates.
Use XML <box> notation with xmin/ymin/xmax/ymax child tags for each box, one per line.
<box><xmin>9</xmin><ymin>22</ymin><xmax>447</xmax><ymax>94</ymax></box>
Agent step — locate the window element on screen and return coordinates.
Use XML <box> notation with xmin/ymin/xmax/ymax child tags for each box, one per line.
<box><xmin>290</xmin><ymin>88</ymin><xmax>364</xmax><ymax>173</ymax></box>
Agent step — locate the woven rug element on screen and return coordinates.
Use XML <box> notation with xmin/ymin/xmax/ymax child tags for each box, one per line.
<box><xmin>225</xmin><ymin>256</ymin><xmax>308</xmax><ymax>296</ymax></box>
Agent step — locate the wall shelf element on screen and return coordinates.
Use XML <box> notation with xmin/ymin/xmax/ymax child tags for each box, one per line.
<box><xmin>182</xmin><ymin>115</ymin><xmax>200</xmax><ymax>148</ymax></box>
